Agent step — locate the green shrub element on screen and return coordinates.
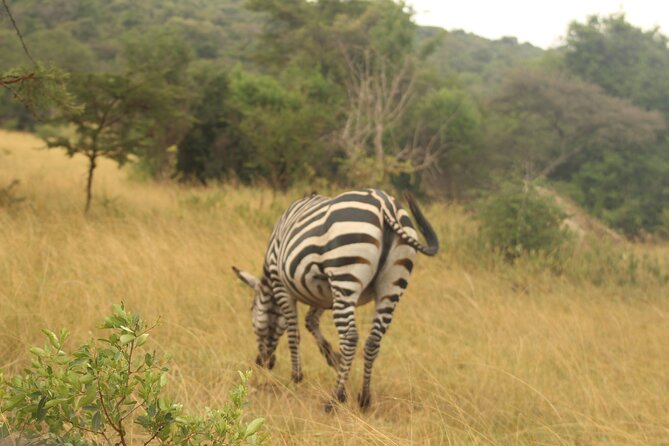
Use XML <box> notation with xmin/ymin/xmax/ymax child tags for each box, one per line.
<box><xmin>476</xmin><ymin>184</ymin><xmax>569</xmax><ymax>261</ymax></box>
<box><xmin>0</xmin><ymin>304</ymin><xmax>266</xmax><ymax>446</ymax></box>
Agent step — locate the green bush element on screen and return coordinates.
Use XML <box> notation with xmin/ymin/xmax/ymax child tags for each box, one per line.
<box><xmin>476</xmin><ymin>184</ymin><xmax>569</xmax><ymax>261</ymax></box>
<box><xmin>0</xmin><ymin>304</ymin><xmax>266</xmax><ymax>446</ymax></box>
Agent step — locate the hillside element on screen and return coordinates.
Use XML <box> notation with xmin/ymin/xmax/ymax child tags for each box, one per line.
<box><xmin>0</xmin><ymin>0</ymin><xmax>542</xmax><ymax>85</ymax></box>
<box><xmin>1</xmin><ymin>130</ymin><xmax>668</xmax><ymax>444</ymax></box>
<box><xmin>0</xmin><ymin>0</ymin><xmax>262</xmax><ymax>70</ymax></box>
<box><xmin>420</xmin><ymin>27</ymin><xmax>545</xmax><ymax>92</ymax></box>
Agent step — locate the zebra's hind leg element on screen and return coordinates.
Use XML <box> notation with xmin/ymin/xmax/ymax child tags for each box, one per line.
<box><xmin>305</xmin><ymin>306</ymin><xmax>340</xmax><ymax>370</ymax></box>
<box><xmin>358</xmin><ymin>295</ymin><xmax>400</xmax><ymax>410</ymax></box>
<box><xmin>358</xmin><ymin>247</ymin><xmax>414</xmax><ymax>410</ymax></box>
<box><xmin>324</xmin><ymin>289</ymin><xmax>360</xmax><ymax>412</ymax></box>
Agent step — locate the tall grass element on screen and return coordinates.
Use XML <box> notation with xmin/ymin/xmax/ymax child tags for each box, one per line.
<box><xmin>1</xmin><ymin>130</ymin><xmax>668</xmax><ymax>444</ymax></box>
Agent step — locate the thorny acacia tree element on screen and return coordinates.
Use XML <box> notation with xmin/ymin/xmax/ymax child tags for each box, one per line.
<box><xmin>46</xmin><ymin>71</ymin><xmax>183</xmax><ymax>213</ymax></box>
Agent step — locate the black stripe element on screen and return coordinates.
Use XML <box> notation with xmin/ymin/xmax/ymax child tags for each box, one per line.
<box><xmin>399</xmin><ymin>214</ymin><xmax>414</xmax><ymax>229</ymax></box>
<box><xmin>370</xmin><ymin>222</ymin><xmax>394</xmax><ymax>287</ymax></box>
<box><xmin>321</xmin><ymin>256</ymin><xmax>371</xmax><ymax>269</ymax></box>
<box><xmin>289</xmin><ymin>233</ymin><xmax>379</xmax><ymax>277</ymax></box>
<box><xmin>381</xmin><ymin>294</ymin><xmax>400</xmax><ymax>303</ymax></box>
<box><xmin>288</xmin><ymin>208</ymin><xmax>328</xmax><ymax>241</ymax></box>
<box><xmin>332</xmin><ymin>286</ymin><xmax>356</xmax><ymax>297</ymax></box>
<box><xmin>286</xmin><ymin>207</ymin><xmax>381</xmax><ymax>258</ymax></box>
<box><xmin>395</xmin><ymin>258</ymin><xmax>414</xmax><ymax>273</ymax></box>
<box><xmin>328</xmin><ymin>273</ymin><xmax>362</xmax><ymax>285</ymax></box>
<box><xmin>393</xmin><ymin>278</ymin><xmax>408</xmax><ymax>289</ymax></box>
<box><xmin>329</xmin><ymin>191</ymin><xmax>380</xmax><ymax>208</ymax></box>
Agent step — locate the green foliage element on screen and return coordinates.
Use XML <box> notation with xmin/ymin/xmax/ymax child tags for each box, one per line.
<box><xmin>119</xmin><ymin>28</ymin><xmax>194</xmax><ymax>178</ymax></box>
<box><xmin>176</xmin><ymin>72</ymin><xmax>234</xmax><ymax>184</ymax></box>
<box><xmin>563</xmin><ymin>142</ymin><xmax>669</xmax><ymax>236</ymax></box>
<box><xmin>248</xmin><ymin>0</ymin><xmax>427</xmax><ymax>185</ymax></box>
<box><xmin>24</xmin><ymin>29</ymin><xmax>97</xmax><ymax>72</ymax></box>
<box><xmin>559</xmin><ymin>14</ymin><xmax>669</xmax><ymax>236</ymax></box>
<box><xmin>395</xmin><ymin>85</ymin><xmax>482</xmax><ymax>193</ymax></box>
<box><xmin>423</xmin><ymin>28</ymin><xmax>544</xmax><ymax>94</ymax></box>
<box><xmin>177</xmin><ymin>67</ymin><xmax>338</xmax><ymax>188</ymax></box>
<box><xmin>493</xmin><ymin>69</ymin><xmax>664</xmax><ymax>180</ymax></box>
<box><xmin>0</xmin><ymin>304</ymin><xmax>266</xmax><ymax>446</ymax></box>
<box><xmin>476</xmin><ymin>184</ymin><xmax>570</xmax><ymax>261</ymax></box>
<box><xmin>45</xmin><ymin>60</ymin><xmax>192</xmax><ymax>211</ymax></box>
<box><xmin>565</xmin><ymin>14</ymin><xmax>669</xmax><ymax>116</ymax></box>
<box><xmin>489</xmin><ymin>68</ymin><xmax>667</xmax><ymax>236</ymax></box>
<box><xmin>2</xmin><ymin>0</ymin><xmax>261</xmax><ymax>67</ymax></box>
<box><xmin>0</xmin><ymin>64</ymin><xmax>75</xmax><ymax>125</ymax></box>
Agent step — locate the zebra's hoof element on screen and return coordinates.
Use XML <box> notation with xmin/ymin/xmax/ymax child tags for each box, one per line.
<box><xmin>323</xmin><ymin>400</ymin><xmax>337</xmax><ymax>413</ymax></box>
<box><xmin>291</xmin><ymin>371</ymin><xmax>304</xmax><ymax>383</ymax></box>
<box><xmin>358</xmin><ymin>391</ymin><xmax>371</xmax><ymax>410</ymax></box>
<box><xmin>336</xmin><ymin>387</ymin><xmax>347</xmax><ymax>403</ymax></box>
<box><xmin>268</xmin><ymin>354</ymin><xmax>276</xmax><ymax>370</ymax></box>
<box><xmin>255</xmin><ymin>355</ymin><xmax>263</xmax><ymax>367</ymax></box>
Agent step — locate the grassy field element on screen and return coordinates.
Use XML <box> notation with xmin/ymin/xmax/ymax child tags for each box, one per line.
<box><xmin>1</xmin><ymin>130</ymin><xmax>668</xmax><ymax>445</ymax></box>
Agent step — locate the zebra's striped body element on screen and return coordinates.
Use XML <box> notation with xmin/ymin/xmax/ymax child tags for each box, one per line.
<box><xmin>234</xmin><ymin>189</ymin><xmax>438</xmax><ymax>410</ymax></box>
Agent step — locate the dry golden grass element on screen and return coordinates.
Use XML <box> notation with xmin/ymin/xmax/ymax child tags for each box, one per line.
<box><xmin>1</xmin><ymin>129</ymin><xmax>669</xmax><ymax>445</ymax></box>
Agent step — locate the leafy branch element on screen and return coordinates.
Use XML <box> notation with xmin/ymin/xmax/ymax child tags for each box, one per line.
<box><xmin>0</xmin><ymin>304</ymin><xmax>266</xmax><ymax>445</ymax></box>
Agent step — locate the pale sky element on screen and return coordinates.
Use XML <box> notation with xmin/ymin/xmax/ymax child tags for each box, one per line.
<box><xmin>409</xmin><ymin>1</ymin><xmax>668</xmax><ymax>49</ymax></box>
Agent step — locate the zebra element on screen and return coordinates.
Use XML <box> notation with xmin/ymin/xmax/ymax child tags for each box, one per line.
<box><xmin>233</xmin><ymin>188</ymin><xmax>438</xmax><ymax>410</ymax></box>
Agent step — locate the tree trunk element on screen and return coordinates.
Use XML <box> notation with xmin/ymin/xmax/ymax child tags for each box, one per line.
<box><xmin>85</xmin><ymin>153</ymin><xmax>97</xmax><ymax>214</ymax></box>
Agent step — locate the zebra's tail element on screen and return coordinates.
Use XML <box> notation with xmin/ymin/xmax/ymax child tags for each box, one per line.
<box><xmin>383</xmin><ymin>193</ymin><xmax>439</xmax><ymax>256</ymax></box>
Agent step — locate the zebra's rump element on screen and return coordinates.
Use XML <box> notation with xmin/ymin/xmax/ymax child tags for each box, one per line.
<box><xmin>271</xmin><ymin>189</ymin><xmax>406</xmax><ymax>308</ymax></box>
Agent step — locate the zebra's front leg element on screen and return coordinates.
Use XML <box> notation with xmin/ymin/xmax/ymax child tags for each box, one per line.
<box><xmin>305</xmin><ymin>306</ymin><xmax>340</xmax><ymax>370</ymax></box>
<box><xmin>358</xmin><ymin>295</ymin><xmax>400</xmax><ymax>409</ymax></box>
<box><xmin>260</xmin><ymin>312</ymin><xmax>288</xmax><ymax>370</ymax></box>
<box><xmin>275</xmin><ymin>290</ymin><xmax>303</xmax><ymax>383</ymax></box>
<box><xmin>325</xmin><ymin>292</ymin><xmax>360</xmax><ymax>412</ymax></box>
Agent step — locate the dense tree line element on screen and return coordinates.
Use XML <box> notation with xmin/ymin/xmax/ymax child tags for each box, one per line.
<box><xmin>1</xmin><ymin>1</ymin><xmax>668</xmax><ymax>236</ymax></box>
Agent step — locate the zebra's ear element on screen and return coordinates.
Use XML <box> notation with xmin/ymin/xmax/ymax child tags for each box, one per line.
<box><xmin>232</xmin><ymin>266</ymin><xmax>260</xmax><ymax>289</ymax></box>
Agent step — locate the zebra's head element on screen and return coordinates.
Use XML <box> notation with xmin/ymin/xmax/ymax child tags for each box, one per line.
<box><xmin>232</xmin><ymin>266</ymin><xmax>284</xmax><ymax>369</ymax></box>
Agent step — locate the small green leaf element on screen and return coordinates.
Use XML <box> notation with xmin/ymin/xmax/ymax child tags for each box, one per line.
<box><xmin>245</xmin><ymin>418</ymin><xmax>264</xmax><ymax>438</ymax></box>
<box><xmin>42</xmin><ymin>329</ymin><xmax>60</xmax><ymax>349</ymax></box>
<box><xmin>78</xmin><ymin>385</ymin><xmax>97</xmax><ymax>408</ymax></box>
<box><xmin>0</xmin><ymin>422</ymin><xmax>9</xmax><ymax>438</ymax></box>
<box><xmin>44</xmin><ymin>398</ymin><xmax>67</xmax><ymax>409</ymax></box>
<box><xmin>159</xmin><ymin>373</ymin><xmax>167</xmax><ymax>388</ymax></box>
<box><xmin>102</xmin><ymin>317</ymin><xmax>115</xmax><ymax>328</ymax></box>
<box><xmin>158</xmin><ymin>395</ymin><xmax>169</xmax><ymax>411</ymax></box>
<box><xmin>112</xmin><ymin>303</ymin><xmax>126</xmax><ymax>318</ymax></box>
<box><xmin>92</xmin><ymin>411</ymin><xmax>102</xmax><ymax>430</ymax></box>
<box><xmin>35</xmin><ymin>396</ymin><xmax>47</xmax><ymax>421</ymax></box>
<box><xmin>119</xmin><ymin>334</ymin><xmax>135</xmax><ymax>345</ymax></box>
<box><xmin>30</xmin><ymin>347</ymin><xmax>47</xmax><ymax>357</ymax></box>
<box><xmin>1</xmin><ymin>394</ymin><xmax>25</xmax><ymax>411</ymax></box>
<box><xmin>79</xmin><ymin>374</ymin><xmax>95</xmax><ymax>385</ymax></box>
<box><xmin>135</xmin><ymin>333</ymin><xmax>149</xmax><ymax>347</ymax></box>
